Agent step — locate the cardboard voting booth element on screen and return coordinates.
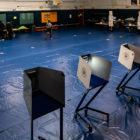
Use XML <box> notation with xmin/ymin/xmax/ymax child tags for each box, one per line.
<box><xmin>24</xmin><ymin>67</ymin><xmax>65</xmax><ymax>140</ymax></box>
<box><xmin>118</xmin><ymin>43</ymin><xmax>140</xmax><ymax>70</ymax></box>
<box><xmin>116</xmin><ymin>44</ymin><xmax>140</xmax><ymax>100</ymax></box>
<box><xmin>75</xmin><ymin>54</ymin><xmax>112</xmax><ymax>132</ymax></box>
<box><xmin>77</xmin><ymin>54</ymin><xmax>112</xmax><ymax>89</ymax></box>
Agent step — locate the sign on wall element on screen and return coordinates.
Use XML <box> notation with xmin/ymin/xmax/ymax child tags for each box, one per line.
<box><xmin>41</xmin><ymin>12</ymin><xmax>57</xmax><ymax>23</ymax></box>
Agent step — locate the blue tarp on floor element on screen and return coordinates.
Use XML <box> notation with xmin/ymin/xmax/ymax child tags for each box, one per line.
<box><xmin>0</xmin><ymin>27</ymin><xmax>140</xmax><ymax>140</ymax></box>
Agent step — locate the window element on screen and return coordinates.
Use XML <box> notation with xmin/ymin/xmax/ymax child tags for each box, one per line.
<box><xmin>20</xmin><ymin>13</ymin><xmax>34</xmax><ymax>25</ymax></box>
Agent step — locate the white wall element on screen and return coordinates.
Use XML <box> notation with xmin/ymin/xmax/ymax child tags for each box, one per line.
<box><xmin>0</xmin><ymin>0</ymin><xmax>85</xmax><ymax>11</ymax></box>
<box><xmin>1</xmin><ymin>0</ymin><xmax>140</xmax><ymax>11</ymax></box>
<box><xmin>84</xmin><ymin>0</ymin><xmax>140</xmax><ymax>9</ymax></box>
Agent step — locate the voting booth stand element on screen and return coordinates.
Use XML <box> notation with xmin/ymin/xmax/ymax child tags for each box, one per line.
<box><xmin>116</xmin><ymin>44</ymin><xmax>140</xmax><ymax>101</ymax></box>
<box><xmin>74</xmin><ymin>54</ymin><xmax>112</xmax><ymax>132</ymax></box>
<box><xmin>137</xmin><ymin>11</ymin><xmax>140</xmax><ymax>30</ymax></box>
<box><xmin>23</xmin><ymin>67</ymin><xmax>65</xmax><ymax>140</ymax></box>
<box><xmin>108</xmin><ymin>11</ymin><xmax>114</xmax><ymax>31</ymax></box>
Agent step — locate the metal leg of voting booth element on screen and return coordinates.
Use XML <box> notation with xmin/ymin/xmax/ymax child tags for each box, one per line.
<box><xmin>116</xmin><ymin>66</ymin><xmax>140</xmax><ymax>101</ymax></box>
<box><xmin>31</xmin><ymin>118</ymin><xmax>33</xmax><ymax>140</ymax></box>
<box><xmin>60</xmin><ymin>107</ymin><xmax>63</xmax><ymax>140</ymax></box>
<box><xmin>34</xmin><ymin>108</ymin><xmax>63</xmax><ymax>140</ymax></box>
<box><xmin>74</xmin><ymin>83</ymin><xmax>109</xmax><ymax>133</ymax></box>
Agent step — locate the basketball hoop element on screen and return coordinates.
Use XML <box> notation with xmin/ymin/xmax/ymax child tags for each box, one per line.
<box><xmin>53</xmin><ymin>0</ymin><xmax>62</xmax><ymax>6</ymax></box>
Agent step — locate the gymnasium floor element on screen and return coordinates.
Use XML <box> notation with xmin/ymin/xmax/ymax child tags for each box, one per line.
<box><xmin>0</xmin><ymin>27</ymin><xmax>140</xmax><ymax>140</ymax></box>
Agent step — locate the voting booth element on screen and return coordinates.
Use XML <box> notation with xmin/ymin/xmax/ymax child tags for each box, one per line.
<box><xmin>108</xmin><ymin>11</ymin><xmax>114</xmax><ymax>31</ymax></box>
<box><xmin>116</xmin><ymin>44</ymin><xmax>140</xmax><ymax>100</ymax></box>
<box><xmin>75</xmin><ymin>54</ymin><xmax>112</xmax><ymax>132</ymax></box>
<box><xmin>137</xmin><ymin>11</ymin><xmax>140</xmax><ymax>30</ymax></box>
<box><xmin>23</xmin><ymin>67</ymin><xmax>65</xmax><ymax>140</ymax></box>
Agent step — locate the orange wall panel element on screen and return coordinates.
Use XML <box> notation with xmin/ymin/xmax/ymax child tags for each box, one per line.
<box><xmin>41</xmin><ymin>12</ymin><xmax>58</xmax><ymax>23</ymax></box>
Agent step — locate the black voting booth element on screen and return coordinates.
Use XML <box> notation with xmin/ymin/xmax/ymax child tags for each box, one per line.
<box><xmin>116</xmin><ymin>43</ymin><xmax>140</xmax><ymax>101</ymax></box>
<box><xmin>75</xmin><ymin>54</ymin><xmax>112</xmax><ymax>132</ymax></box>
<box><xmin>23</xmin><ymin>67</ymin><xmax>65</xmax><ymax>140</ymax></box>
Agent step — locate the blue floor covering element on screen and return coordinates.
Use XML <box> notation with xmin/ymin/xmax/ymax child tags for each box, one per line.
<box><xmin>0</xmin><ymin>27</ymin><xmax>140</xmax><ymax>140</ymax></box>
